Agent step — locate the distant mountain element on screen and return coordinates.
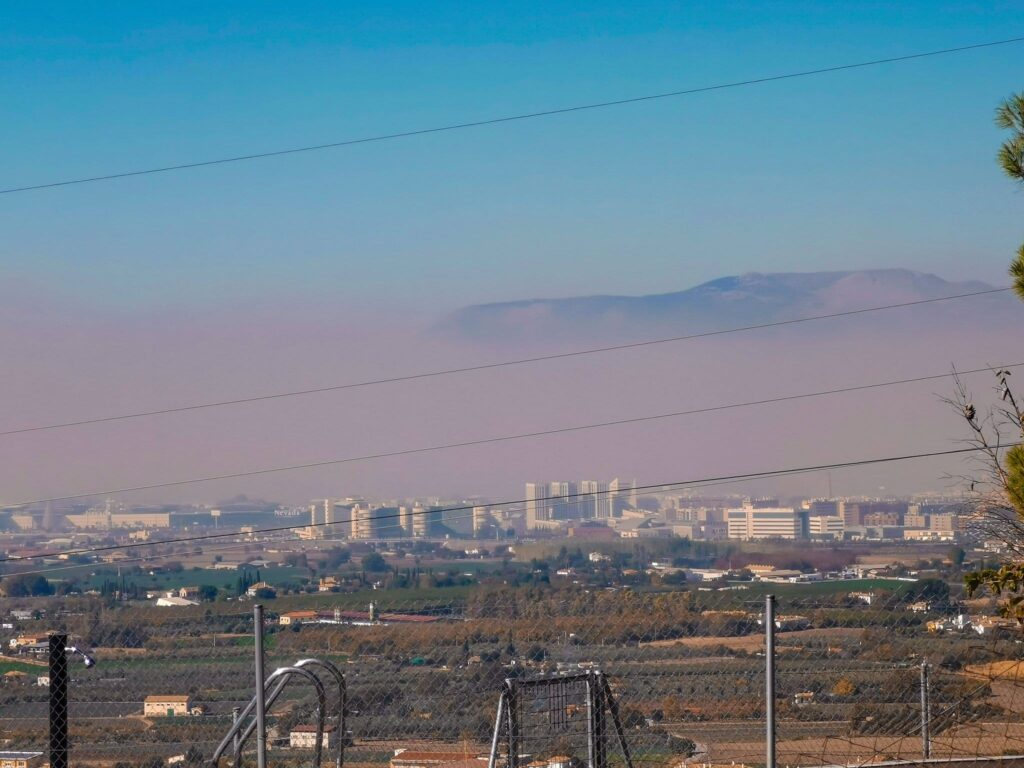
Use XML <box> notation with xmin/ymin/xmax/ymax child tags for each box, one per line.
<box><xmin>437</xmin><ymin>269</ymin><xmax>1012</xmax><ymax>344</ymax></box>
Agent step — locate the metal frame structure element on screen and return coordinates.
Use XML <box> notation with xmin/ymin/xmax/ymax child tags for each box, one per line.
<box><xmin>230</xmin><ymin>658</ymin><xmax>347</xmax><ymax>768</ymax></box>
<box><xmin>211</xmin><ymin>665</ymin><xmax>328</xmax><ymax>768</ymax></box>
<box><xmin>487</xmin><ymin>670</ymin><xmax>633</xmax><ymax>768</ymax></box>
<box><xmin>209</xmin><ymin>605</ymin><xmax>347</xmax><ymax>768</ymax></box>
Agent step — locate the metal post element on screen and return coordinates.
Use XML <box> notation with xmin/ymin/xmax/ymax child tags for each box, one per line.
<box><xmin>592</xmin><ymin>674</ymin><xmax>607</xmax><ymax>768</ymax></box>
<box><xmin>254</xmin><ymin>605</ymin><xmax>267</xmax><ymax>768</ymax></box>
<box><xmin>600</xmin><ymin>674</ymin><xmax>633</xmax><ymax>768</ymax></box>
<box><xmin>49</xmin><ymin>633</ymin><xmax>69</xmax><ymax>768</ymax></box>
<box><xmin>232</xmin><ymin>706</ymin><xmax>241</xmax><ymax>761</ymax></box>
<box><xmin>920</xmin><ymin>660</ymin><xmax>931</xmax><ymax>759</ymax></box>
<box><xmin>585</xmin><ymin>675</ymin><xmax>595</xmax><ymax>768</ymax></box>
<box><xmin>487</xmin><ymin>691</ymin><xmax>506</xmax><ymax>768</ymax></box>
<box><xmin>506</xmin><ymin>681</ymin><xmax>519</xmax><ymax>768</ymax></box>
<box><xmin>765</xmin><ymin>595</ymin><xmax>776</xmax><ymax>768</ymax></box>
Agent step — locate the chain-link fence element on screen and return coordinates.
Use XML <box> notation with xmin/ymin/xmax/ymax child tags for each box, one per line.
<box><xmin>4</xmin><ymin>576</ymin><xmax>1024</xmax><ymax>768</ymax></box>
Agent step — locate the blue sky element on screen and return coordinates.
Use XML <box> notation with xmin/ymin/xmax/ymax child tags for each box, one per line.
<box><xmin>2</xmin><ymin>1</ymin><xmax>1023</xmax><ymax>312</ymax></box>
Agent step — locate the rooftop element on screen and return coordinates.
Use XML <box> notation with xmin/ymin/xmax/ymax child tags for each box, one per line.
<box><xmin>393</xmin><ymin>752</ymin><xmax>480</xmax><ymax>763</ymax></box>
<box><xmin>144</xmin><ymin>694</ymin><xmax>192</xmax><ymax>702</ymax></box>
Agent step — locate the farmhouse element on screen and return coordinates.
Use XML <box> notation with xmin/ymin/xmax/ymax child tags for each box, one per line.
<box><xmin>289</xmin><ymin>724</ymin><xmax>338</xmax><ymax>750</ymax></box>
<box><xmin>144</xmin><ymin>694</ymin><xmax>193</xmax><ymax>717</ymax></box>
<box><xmin>0</xmin><ymin>752</ymin><xmax>45</xmax><ymax>768</ymax></box>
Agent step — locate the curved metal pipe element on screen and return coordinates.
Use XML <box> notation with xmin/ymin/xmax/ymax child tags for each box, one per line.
<box><xmin>238</xmin><ymin>666</ymin><xmax>327</xmax><ymax>766</ymax></box>
<box><xmin>220</xmin><ymin>667</ymin><xmax>311</xmax><ymax>768</ymax></box>
<box><xmin>294</xmin><ymin>658</ymin><xmax>347</xmax><ymax>768</ymax></box>
<box><xmin>214</xmin><ymin>665</ymin><xmax>326</xmax><ymax>768</ymax></box>
<box><xmin>242</xmin><ymin>658</ymin><xmax>345</xmax><ymax>767</ymax></box>
<box><xmin>211</xmin><ymin>665</ymin><xmax>327</xmax><ymax>768</ymax></box>
<box><xmin>231</xmin><ymin>675</ymin><xmax>291</xmax><ymax>768</ymax></box>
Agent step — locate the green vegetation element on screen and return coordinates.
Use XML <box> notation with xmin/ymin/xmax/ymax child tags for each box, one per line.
<box><xmin>0</xmin><ymin>659</ymin><xmax>45</xmax><ymax>675</ymax></box>
<box><xmin>736</xmin><ymin>578</ymin><xmax>916</xmax><ymax>597</ymax></box>
<box><xmin>964</xmin><ymin>94</ymin><xmax>1024</xmax><ymax>617</ymax></box>
<box><xmin>996</xmin><ymin>92</ymin><xmax>1024</xmax><ymax>300</ymax></box>
<box><xmin>80</xmin><ymin>565</ymin><xmax>307</xmax><ymax>592</ymax></box>
<box><xmin>1</xmin><ymin>572</ymin><xmax>55</xmax><ymax>597</ymax></box>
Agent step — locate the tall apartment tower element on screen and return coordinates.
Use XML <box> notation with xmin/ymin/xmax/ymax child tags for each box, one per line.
<box><xmin>548</xmin><ymin>481</ymin><xmax>578</xmax><ymax>520</ymax></box>
<box><xmin>472</xmin><ymin>506</ymin><xmax>492</xmax><ymax>537</ymax></box>
<box><xmin>321</xmin><ymin>499</ymin><xmax>335</xmax><ymax>537</ymax></box>
<box><xmin>399</xmin><ymin>506</ymin><xmax>414</xmax><ymax>536</ymax></box>
<box><xmin>525</xmin><ymin>483</ymin><xmax>551</xmax><ymax>529</ymax></box>
<box><xmin>607</xmin><ymin>478</ymin><xmax>629</xmax><ymax>518</ymax></box>
<box><xmin>369</xmin><ymin>507</ymin><xmax>401</xmax><ymax>538</ymax></box>
<box><xmin>350</xmin><ymin>503</ymin><xmax>375</xmax><ymax>539</ymax></box>
<box><xmin>579</xmin><ymin>481</ymin><xmax>608</xmax><ymax>519</ymax></box>
<box><xmin>308</xmin><ymin>502</ymin><xmax>325</xmax><ymax>539</ymax></box>
<box><xmin>411</xmin><ymin>503</ymin><xmax>443</xmax><ymax>537</ymax></box>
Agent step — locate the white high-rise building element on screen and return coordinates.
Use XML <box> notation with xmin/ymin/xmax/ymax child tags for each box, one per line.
<box><xmin>350</xmin><ymin>503</ymin><xmax>377</xmax><ymax>539</ymax></box>
<box><xmin>525</xmin><ymin>483</ymin><xmax>551</xmax><ymax>529</ymax></box>
<box><xmin>726</xmin><ymin>506</ymin><xmax>805</xmax><ymax>540</ymax></box>
<box><xmin>410</xmin><ymin>503</ymin><xmax>442</xmax><ymax>537</ymax></box>
<box><xmin>399</xmin><ymin>506</ymin><xmax>413</xmax><ymax>537</ymax></box>
<box><xmin>808</xmin><ymin>516</ymin><xmax>844</xmax><ymax>539</ymax></box>
<box><xmin>472</xmin><ymin>506</ymin><xmax>494</xmax><ymax>537</ymax></box>
<box><xmin>607</xmin><ymin>478</ymin><xmax>631</xmax><ymax>518</ymax></box>
<box><xmin>307</xmin><ymin>501</ymin><xmax>326</xmax><ymax>539</ymax></box>
<box><xmin>548</xmin><ymin>481</ymin><xmax>578</xmax><ymax>520</ymax></box>
<box><xmin>321</xmin><ymin>499</ymin><xmax>337</xmax><ymax>537</ymax></box>
<box><xmin>579</xmin><ymin>481</ymin><xmax>608</xmax><ymax>519</ymax></box>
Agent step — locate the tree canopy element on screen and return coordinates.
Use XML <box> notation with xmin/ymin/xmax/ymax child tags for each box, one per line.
<box><xmin>996</xmin><ymin>92</ymin><xmax>1024</xmax><ymax>300</ymax></box>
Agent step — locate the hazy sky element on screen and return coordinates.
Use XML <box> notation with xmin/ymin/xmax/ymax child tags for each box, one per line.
<box><xmin>3</xmin><ymin>2</ymin><xmax>1024</xmax><ymax>310</ymax></box>
<box><xmin>1</xmin><ymin>3</ymin><xmax>1023</xmax><ymax>506</ymax></box>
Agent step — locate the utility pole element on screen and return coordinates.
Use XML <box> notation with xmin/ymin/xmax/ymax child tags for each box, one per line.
<box><xmin>765</xmin><ymin>595</ymin><xmax>776</xmax><ymax>768</ymax></box>
<box><xmin>920</xmin><ymin>660</ymin><xmax>931</xmax><ymax>758</ymax></box>
<box><xmin>48</xmin><ymin>633</ymin><xmax>69</xmax><ymax>768</ymax></box>
<box><xmin>254</xmin><ymin>604</ymin><xmax>267</xmax><ymax>768</ymax></box>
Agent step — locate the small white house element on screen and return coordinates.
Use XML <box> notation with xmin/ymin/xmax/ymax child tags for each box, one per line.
<box><xmin>144</xmin><ymin>695</ymin><xmax>193</xmax><ymax>717</ymax></box>
<box><xmin>155</xmin><ymin>596</ymin><xmax>198</xmax><ymax>607</ymax></box>
<box><xmin>289</xmin><ymin>725</ymin><xmax>337</xmax><ymax>750</ymax></box>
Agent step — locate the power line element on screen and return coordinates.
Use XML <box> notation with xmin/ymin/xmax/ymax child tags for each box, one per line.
<box><xmin>1</xmin><ymin>362</ymin><xmax>1017</xmax><ymax>508</ymax></box>
<box><xmin>0</xmin><ymin>287</ymin><xmax>1011</xmax><ymax>438</ymax></box>
<box><xmin>0</xmin><ymin>442</ymin><xmax>1011</xmax><ymax>565</ymax></box>
<box><xmin>3</xmin><ymin>36</ymin><xmax>1023</xmax><ymax>196</ymax></box>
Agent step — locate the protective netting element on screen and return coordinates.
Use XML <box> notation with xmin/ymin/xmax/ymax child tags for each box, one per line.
<box><xmin>3</xmin><ymin>577</ymin><xmax>1024</xmax><ymax>767</ymax></box>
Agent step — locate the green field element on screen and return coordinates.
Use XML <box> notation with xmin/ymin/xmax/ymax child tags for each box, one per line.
<box><xmin>734</xmin><ymin>577</ymin><xmax>920</xmax><ymax>597</ymax></box>
<box><xmin>81</xmin><ymin>565</ymin><xmax>311</xmax><ymax>591</ymax></box>
<box><xmin>0</xmin><ymin>658</ymin><xmax>46</xmax><ymax>675</ymax></box>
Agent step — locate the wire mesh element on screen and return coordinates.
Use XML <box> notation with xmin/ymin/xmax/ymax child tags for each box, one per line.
<box><xmin>3</xmin><ymin>548</ymin><xmax>1024</xmax><ymax>768</ymax></box>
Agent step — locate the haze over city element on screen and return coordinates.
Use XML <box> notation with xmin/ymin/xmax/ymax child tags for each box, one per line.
<box><xmin>4</xmin><ymin>4</ymin><xmax>1024</xmax><ymax>507</ymax></box>
<box><xmin>2</xmin><ymin>7</ymin><xmax>1024</xmax><ymax>768</ymax></box>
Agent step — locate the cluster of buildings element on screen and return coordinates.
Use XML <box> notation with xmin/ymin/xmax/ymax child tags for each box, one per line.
<box><xmin>301</xmin><ymin>498</ymin><xmax>446</xmax><ymax>540</ymax></box>
<box><xmin>525</xmin><ymin>479</ymin><xmax>638</xmax><ymax>530</ymax></box>
<box><xmin>531</xmin><ymin>490</ymin><xmax>967</xmax><ymax>542</ymax></box>
<box><xmin>2</xmin><ymin>476</ymin><xmax>969</xmax><ymax>547</ymax></box>
<box><xmin>925</xmin><ymin>613</ymin><xmax>1014</xmax><ymax>635</ymax></box>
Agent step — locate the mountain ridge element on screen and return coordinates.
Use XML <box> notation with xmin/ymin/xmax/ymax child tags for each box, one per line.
<box><xmin>437</xmin><ymin>269</ymin><xmax>1007</xmax><ymax>343</ymax></box>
